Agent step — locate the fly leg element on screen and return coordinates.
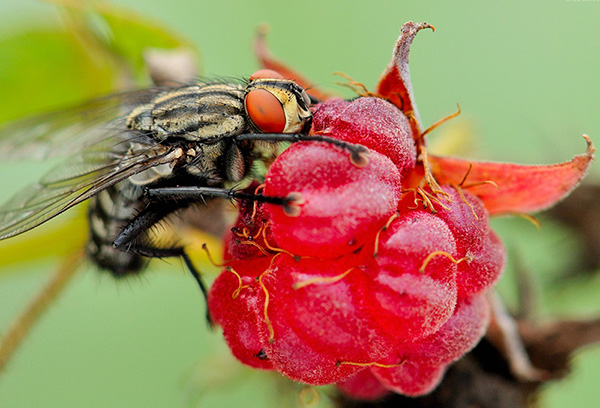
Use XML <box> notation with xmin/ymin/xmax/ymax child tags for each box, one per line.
<box><xmin>235</xmin><ymin>133</ymin><xmax>370</xmax><ymax>167</ymax></box>
<box><xmin>145</xmin><ymin>185</ymin><xmax>306</xmax><ymax>222</ymax></box>
<box><xmin>137</xmin><ymin>184</ymin><xmax>313</xmax><ymax>323</ymax></box>
<box><xmin>111</xmin><ymin>200</ymin><xmax>213</xmax><ymax>325</ymax></box>
<box><xmin>144</xmin><ymin>185</ymin><xmax>290</xmax><ymax>206</ymax></box>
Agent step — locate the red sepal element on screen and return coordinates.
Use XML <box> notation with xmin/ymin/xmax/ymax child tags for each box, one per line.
<box><xmin>376</xmin><ymin>22</ymin><xmax>434</xmax><ymax>137</ymax></box>
<box><xmin>429</xmin><ymin>136</ymin><xmax>594</xmax><ymax>215</ymax></box>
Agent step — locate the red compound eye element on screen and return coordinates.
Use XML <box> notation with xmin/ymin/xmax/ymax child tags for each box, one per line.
<box><xmin>249</xmin><ymin>69</ymin><xmax>284</xmax><ymax>80</ymax></box>
<box><xmin>246</xmin><ymin>88</ymin><xmax>286</xmax><ymax>133</ymax></box>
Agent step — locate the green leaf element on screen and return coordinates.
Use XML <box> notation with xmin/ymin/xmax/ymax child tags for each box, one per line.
<box><xmin>0</xmin><ymin>215</ymin><xmax>87</xmax><ymax>276</ymax></box>
<box><xmin>56</xmin><ymin>0</ymin><xmax>200</xmax><ymax>81</ymax></box>
<box><xmin>0</xmin><ymin>28</ymin><xmax>115</xmax><ymax>122</ymax></box>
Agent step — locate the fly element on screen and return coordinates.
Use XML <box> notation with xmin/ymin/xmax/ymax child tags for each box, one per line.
<box><xmin>0</xmin><ymin>68</ymin><xmax>368</xmax><ymax>326</ymax></box>
<box><xmin>0</xmin><ymin>70</ymin><xmax>319</xmax><ymax>309</ymax></box>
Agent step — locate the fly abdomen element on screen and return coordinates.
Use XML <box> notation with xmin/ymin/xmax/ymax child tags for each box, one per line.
<box><xmin>86</xmin><ymin>181</ymin><xmax>146</xmax><ymax>277</ymax></box>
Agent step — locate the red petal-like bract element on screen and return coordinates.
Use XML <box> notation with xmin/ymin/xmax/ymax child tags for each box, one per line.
<box><xmin>429</xmin><ymin>136</ymin><xmax>595</xmax><ymax>215</ymax></box>
<box><xmin>376</xmin><ymin>22</ymin><xmax>434</xmax><ymax>136</ymax></box>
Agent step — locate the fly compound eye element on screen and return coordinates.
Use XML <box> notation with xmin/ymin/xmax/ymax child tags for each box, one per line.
<box><xmin>249</xmin><ymin>69</ymin><xmax>284</xmax><ymax>81</ymax></box>
<box><xmin>245</xmin><ymin>88</ymin><xmax>286</xmax><ymax>133</ymax></box>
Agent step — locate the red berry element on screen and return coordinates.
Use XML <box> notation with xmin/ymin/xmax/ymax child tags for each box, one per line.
<box><xmin>431</xmin><ymin>186</ymin><xmax>506</xmax><ymax>296</ymax></box>
<box><xmin>336</xmin><ymin>368</ymin><xmax>391</xmax><ymax>401</ymax></box>
<box><xmin>311</xmin><ymin>97</ymin><xmax>417</xmax><ymax>178</ymax></box>
<box><xmin>371</xmin><ymin>359</ymin><xmax>448</xmax><ymax>397</ymax></box>
<box><xmin>258</xmin><ymin>254</ymin><xmax>393</xmax><ymax>384</ymax></box>
<box><xmin>265</xmin><ymin>143</ymin><xmax>402</xmax><ymax>257</ymax></box>
<box><xmin>208</xmin><ymin>258</ymin><xmax>274</xmax><ymax>370</ymax></box>
<box><xmin>225</xmin><ymin>185</ymin><xmax>273</xmax><ymax>260</ymax></box>
<box><xmin>400</xmin><ymin>292</ymin><xmax>490</xmax><ymax>366</ymax></box>
<box><xmin>366</xmin><ymin>211</ymin><xmax>458</xmax><ymax>340</ymax></box>
<box><xmin>336</xmin><ymin>293</ymin><xmax>490</xmax><ymax>398</ymax></box>
<box><xmin>211</xmin><ymin>89</ymin><xmax>504</xmax><ymax>398</ymax></box>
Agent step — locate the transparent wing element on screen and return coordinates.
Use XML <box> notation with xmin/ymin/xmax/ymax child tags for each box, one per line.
<box><xmin>0</xmin><ymin>88</ymin><xmax>165</xmax><ymax>160</ymax></box>
<box><xmin>0</xmin><ymin>139</ymin><xmax>177</xmax><ymax>240</ymax></box>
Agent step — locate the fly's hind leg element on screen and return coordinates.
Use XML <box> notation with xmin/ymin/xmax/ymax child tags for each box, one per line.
<box><xmin>112</xmin><ymin>201</ymin><xmax>212</xmax><ymax>325</ymax></box>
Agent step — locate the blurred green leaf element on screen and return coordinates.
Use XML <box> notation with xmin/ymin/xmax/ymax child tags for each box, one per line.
<box><xmin>0</xmin><ymin>215</ymin><xmax>86</xmax><ymax>275</ymax></box>
<box><xmin>0</xmin><ymin>28</ymin><xmax>115</xmax><ymax>122</ymax></box>
<box><xmin>55</xmin><ymin>0</ymin><xmax>199</xmax><ymax>82</ymax></box>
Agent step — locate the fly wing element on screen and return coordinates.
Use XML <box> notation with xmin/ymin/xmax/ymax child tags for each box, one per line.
<box><xmin>0</xmin><ymin>140</ymin><xmax>178</xmax><ymax>240</ymax></box>
<box><xmin>0</xmin><ymin>88</ymin><xmax>164</xmax><ymax>160</ymax></box>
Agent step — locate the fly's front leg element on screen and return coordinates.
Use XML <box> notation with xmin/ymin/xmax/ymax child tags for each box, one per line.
<box><xmin>112</xmin><ymin>202</ymin><xmax>212</xmax><ymax>325</ymax></box>
<box><xmin>235</xmin><ymin>133</ymin><xmax>370</xmax><ymax>167</ymax></box>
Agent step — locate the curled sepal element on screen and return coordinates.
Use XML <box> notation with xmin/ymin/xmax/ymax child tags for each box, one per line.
<box><xmin>254</xmin><ymin>25</ymin><xmax>335</xmax><ymax>102</ymax></box>
<box><xmin>429</xmin><ymin>135</ymin><xmax>595</xmax><ymax>215</ymax></box>
<box><xmin>376</xmin><ymin>22</ymin><xmax>434</xmax><ymax>137</ymax></box>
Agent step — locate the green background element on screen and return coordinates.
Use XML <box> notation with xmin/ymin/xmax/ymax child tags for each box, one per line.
<box><xmin>0</xmin><ymin>0</ymin><xmax>599</xmax><ymax>407</ymax></box>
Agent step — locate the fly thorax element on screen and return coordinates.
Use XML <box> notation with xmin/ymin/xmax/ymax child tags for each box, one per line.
<box><xmin>126</xmin><ymin>83</ymin><xmax>248</xmax><ymax>143</ymax></box>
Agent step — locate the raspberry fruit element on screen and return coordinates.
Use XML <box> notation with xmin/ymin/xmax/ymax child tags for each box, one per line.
<box><xmin>210</xmin><ymin>100</ymin><xmax>501</xmax><ymax>397</ymax></box>
<box><xmin>258</xmin><ymin>254</ymin><xmax>390</xmax><ymax>384</ymax></box>
<box><xmin>211</xmin><ymin>114</ymin><xmax>501</xmax><ymax>398</ymax></box>
<box><xmin>224</xmin><ymin>184</ymin><xmax>273</xmax><ymax>260</ymax></box>
<box><xmin>339</xmin><ymin>293</ymin><xmax>490</xmax><ymax>398</ymax></box>
<box><xmin>209</xmin><ymin>20</ymin><xmax>591</xmax><ymax>400</ymax></box>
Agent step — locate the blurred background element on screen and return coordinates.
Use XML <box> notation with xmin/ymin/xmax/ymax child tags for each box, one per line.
<box><xmin>0</xmin><ymin>0</ymin><xmax>598</xmax><ymax>407</ymax></box>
